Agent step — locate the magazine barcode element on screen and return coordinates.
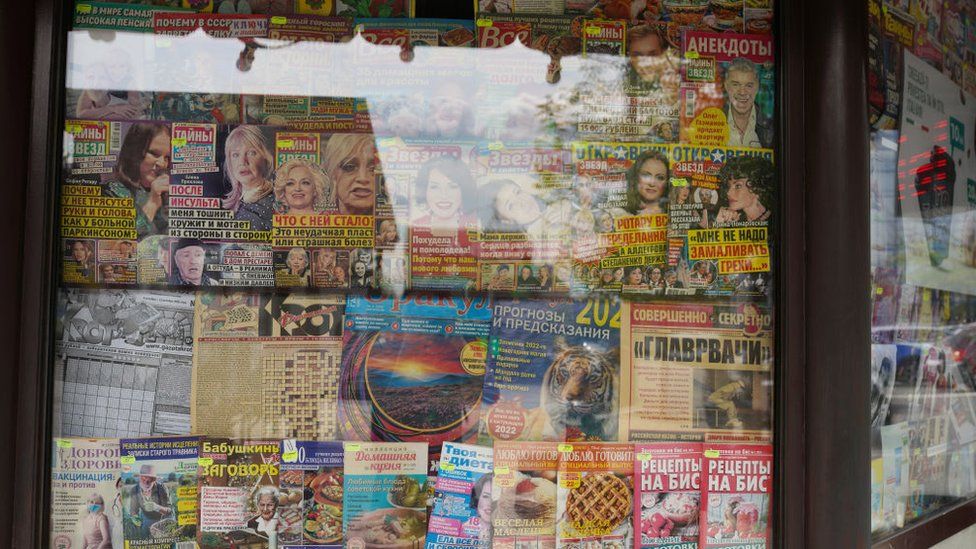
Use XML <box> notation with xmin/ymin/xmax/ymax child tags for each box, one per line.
<box><xmin>174</xmin><ymin>542</ymin><xmax>196</xmax><ymax>549</ymax></box>
<box><xmin>109</xmin><ymin>123</ymin><xmax>121</xmax><ymax>152</ymax></box>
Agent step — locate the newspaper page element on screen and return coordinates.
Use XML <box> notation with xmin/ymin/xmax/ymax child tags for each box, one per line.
<box><xmin>192</xmin><ymin>292</ymin><xmax>345</xmax><ymax>440</ymax></box>
<box><xmin>54</xmin><ymin>289</ymin><xmax>194</xmax><ymax>438</ymax></box>
<box><xmin>50</xmin><ymin>438</ymin><xmax>124</xmax><ymax>549</ymax></box>
<box><xmin>619</xmin><ymin>300</ymin><xmax>773</xmax><ymax>443</ymax></box>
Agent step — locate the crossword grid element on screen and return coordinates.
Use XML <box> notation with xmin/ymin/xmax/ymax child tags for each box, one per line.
<box><xmin>60</xmin><ymin>356</ymin><xmax>156</xmax><ymax>437</ymax></box>
<box><xmin>264</xmin><ymin>349</ymin><xmax>340</xmax><ymax>440</ymax></box>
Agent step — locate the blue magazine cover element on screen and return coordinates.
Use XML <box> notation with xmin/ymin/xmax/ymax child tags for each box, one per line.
<box><xmin>425</xmin><ymin>442</ymin><xmax>494</xmax><ymax>548</ymax></box>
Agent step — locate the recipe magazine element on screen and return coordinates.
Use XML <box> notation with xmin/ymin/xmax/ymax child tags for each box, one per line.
<box><xmin>278</xmin><ymin>440</ymin><xmax>345</xmax><ymax>548</ymax></box>
<box><xmin>700</xmin><ymin>443</ymin><xmax>772</xmax><ymax>548</ymax></box>
<box><xmin>342</xmin><ymin>441</ymin><xmax>429</xmax><ymax>549</ymax></box>
<box><xmin>492</xmin><ymin>441</ymin><xmax>560</xmax><ymax>549</ymax></box>
<box><xmin>556</xmin><ymin>442</ymin><xmax>635</xmax><ymax>548</ymax></box>
<box><xmin>635</xmin><ymin>442</ymin><xmax>702</xmax><ymax>549</ymax></box>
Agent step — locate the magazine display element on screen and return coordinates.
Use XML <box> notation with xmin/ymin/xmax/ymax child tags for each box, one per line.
<box><xmin>570</xmin><ymin>141</ymin><xmax>670</xmax><ymax>293</ymax></box>
<box><xmin>339</xmin><ymin>294</ymin><xmax>490</xmax><ymax>468</ymax></box>
<box><xmin>425</xmin><ymin>442</ymin><xmax>494</xmax><ymax>548</ymax></box>
<box><xmin>620</xmin><ymin>300</ymin><xmax>773</xmax><ymax>442</ymax></box>
<box><xmin>635</xmin><ymin>442</ymin><xmax>701</xmax><ymax>549</ymax></box>
<box><xmin>480</xmin><ymin>296</ymin><xmax>621</xmax><ymax>443</ymax></box>
<box><xmin>119</xmin><ymin>436</ymin><xmax>199</xmax><ymax>548</ymax></box>
<box><xmin>555</xmin><ymin>443</ymin><xmax>635</xmax><ymax>548</ymax></box>
<box><xmin>666</xmin><ymin>145</ymin><xmax>773</xmax><ymax>296</ymax></box>
<box><xmin>678</xmin><ymin>32</ymin><xmax>774</xmax><ymax>149</ymax></box>
<box><xmin>700</xmin><ymin>443</ymin><xmax>772</xmax><ymax>548</ymax></box>
<box><xmin>73</xmin><ymin>1</ymin><xmax>189</xmax><ymax>32</ymax></box>
<box><xmin>342</xmin><ymin>442</ymin><xmax>429</xmax><ymax>548</ymax></box>
<box><xmin>492</xmin><ymin>441</ymin><xmax>560</xmax><ymax>548</ymax></box>
<box><xmin>278</xmin><ymin>440</ymin><xmax>345</xmax><ymax>548</ymax></box>
<box><xmin>50</xmin><ymin>438</ymin><xmax>124</xmax><ymax>549</ymax></box>
<box><xmin>197</xmin><ymin>438</ymin><xmax>285</xmax><ymax>548</ymax></box>
<box><xmin>192</xmin><ymin>292</ymin><xmax>345</xmax><ymax>439</ymax></box>
<box><xmin>473</xmin><ymin>141</ymin><xmax>574</xmax><ymax>291</ymax></box>
<box><xmin>54</xmin><ymin>289</ymin><xmax>195</xmax><ymax>438</ymax></box>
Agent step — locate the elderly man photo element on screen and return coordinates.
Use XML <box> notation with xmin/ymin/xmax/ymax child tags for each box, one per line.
<box><xmin>724</xmin><ymin>58</ymin><xmax>773</xmax><ymax>148</ymax></box>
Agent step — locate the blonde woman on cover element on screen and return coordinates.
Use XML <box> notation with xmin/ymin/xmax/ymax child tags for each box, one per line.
<box><xmin>82</xmin><ymin>493</ymin><xmax>112</xmax><ymax>549</ymax></box>
<box><xmin>273</xmin><ymin>157</ymin><xmax>332</xmax><ymax>214</ymax></box>
<box><xmin>223</xmin><ymin>126</ymin><xmax>275</xmax><ymax>231</ymax></box>
<box><xmin>322</xmin><ymin>134</ymin><xmax>378</xmax><ymax>216</ymax></box>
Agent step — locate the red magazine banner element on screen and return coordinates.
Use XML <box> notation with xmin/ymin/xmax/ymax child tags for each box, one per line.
<box><xmin>700</xmin><ymin>444</ymin><xmax>772</xmax><ymax>548</ymax></box>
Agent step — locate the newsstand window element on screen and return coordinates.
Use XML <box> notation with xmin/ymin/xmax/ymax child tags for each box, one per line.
<box><xmin>868</xmin><ymin>0</ymin><xmax>976</xmax><ymax>540</ymax></box>
<box><xmin>50</xmin><ymin>2</ymin><xmax>778</xmax><ymax>548</ymax></box>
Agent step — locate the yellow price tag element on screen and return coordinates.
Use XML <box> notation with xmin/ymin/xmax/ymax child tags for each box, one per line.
<box><xmin>120</xmin><ymin>455</ymin><xmax>136</xmax><ymax>465</ymax></box>
<box><xmin>270</xmin><ymin>16</ymin><xmax>287</xmax><ymax>25</ymax></box>
<box><xmin>584</xmin><ymin>26</ymin><xmax>601</xmax><ymax>36</ymax></box>
<box><xmin>685</xmin><ymin>51</ymin><xmax>700</xmax><ymax>59</ymax></box>
<box><xmin>441</xmin><ymin>462</ymin><xmax>456</xmax><ymax>472</ymax></box>
<box><xmin>476</xmin><ymin>18</ymin><xmax>493</xmax><ymax>27</ymax></box>
<box><xmin>494</xmin><ymin>466</ymin><xmax>510</xmax><ymax>475</ymax></box>
<box><xmin>346</xmin><ymin>443</ymin><xmax>362</xmax><ymax>451</ymax></box>
<box><xmin>636</xmin><ymin>451</ymin><xmax>652</xmax><ymax>462</ymax></box>
<box><xmin>557</xmin><ymin>443</ymin><xmax>573</xmax><ymax>453</ymax></box>
<box><xmin>671</xmin><ymin>177</ymin><xmax>689</xmax><ymax>187</ymax></box>
<box><xmin>56</xmin><ymin>439</ymin><xmax>73</xmax><ymax>449</ymax></box>
<box><xmin>198</xmin><ymin>457</ymin><xmax>213</xmax><ymax>467</ymax></box>
<box><xmin>282</xmin><ymin>451</ymin><xmax>298</xmax><ymax>463</ymax></box>
<box><xmin>76</xmin><ymin>3</ymin><xmax>93</xmax><ymax>13</ymax></box>
<box><xmin>875</xmin><ymin>287</ymin><xmax>883</xmax><ymax>295</ymax></box>
<box><xmin>277</xmin><ymin>139</ymin><xmax>295</xmax><ymax>148</ymax></box>
<box><xmin>704</xmin><ymin>449</ymin><xmax>720</xmax><ymax>459</ymax></box>
<box><xmin>487</xmin><ymin>141</ymin><xmax>504</xmax><ymax>151</ymax></box>
<box><xmin>355</xmin><ymin>24</ymin><xmax>365</xmax><ymax>33</ymax></box>
<box><xmin>172</xmin><ymin>137</ymin><xmax>187</xmax><ymax>147</ymax></box>
<box><xmin>65</xmin><ymin>124</ymin><xmax>84</xmax><ymax>135</ymax></box>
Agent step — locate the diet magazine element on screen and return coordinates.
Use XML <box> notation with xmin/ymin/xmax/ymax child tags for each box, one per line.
<box><xmin>197</xmin><ymin>438</ymin><xmax>284</xmax><ymax>548</ymax></box>
<box><xmin>426</xmin><ymin>442</ymin><xmax>494</xmax><ymax>548</ymax></box>
<box><xmin>480</xmin><ymin>296</ymin><xmax>621</xmax><ymax>443</ymax></box>
<box><xmin>635</xmin><ymin>442</ymin><xmax>702</xmax><ymax>549</ymax></box>
<box><xmin>278</xmin><ymin>440</ymin><xmax>345</xmax><ymax>548</ymax></box>
<box><xmin>119</xmin><ymin>435</ymin><xmax>199</xmax><ymax>548</ymax></box>
<box><xmin>49</xmin><ymin>438</ymin><xmax>124</xmax><ymax>549</ymax></box>
<box><xmin>343</xmin><ymin>442</ymin><xmax>430</xmax><ymax>549</ymax></box>
<box><xmin>339</xmin><ymin>293</ymin><xmax>491</xmax><ymax>469</ymax></box>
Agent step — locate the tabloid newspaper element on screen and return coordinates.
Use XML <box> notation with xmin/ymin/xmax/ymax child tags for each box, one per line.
<box><xmin>192</xmin><ymin>292</ymin><xmax>346</xmax><ymax>440</ymax></box>
<box><xmin>342</xmin><ymin>442</ymin><xmax>429</xmax><ymax>548</ymax></box>
<box><xmin>666</xmin><ymin>145</ymin><xmax>773</xmax><ymax>297</ymax></box>
<box><xmin>197</xmin><ymin>438</ymin><xmax>285</xmax><ymax>548</ymax></box>
<box><xmin>355</xmin><ymin>18</ymin><xmax>476</xmax><ymax>47</ymax></box>
<box><xmin>338</xmin><ymin>294</ymin><xmax>491</xmax><ymax>470</ymax></box>
<box><xmin>50</xmin><ymin>438</ymin><xmax>124</xmax><ymax>549</ymax></box>
<box><xmin>581</xmin><ymin>18</ymin><xmax>626</xmax><ymax>56</ymax></box>
<box><xmin>491</xmin><ymin>441</ymin><xmax>560</xmax><ymax>549</ymax></box>
<box><xmin>278</xmin><ymin>440</ymin><xmax>345</xmax><ymax>548</ymax></box>
<box><xmin>678</xmin><ymin>32</ymin><xmax>774</xmax><ymax>149</ymax></box>
<box><xmin>476</xmin><ymin>0</ymin><xmax>566</xmax><ymax>15</ymax></box>
<box><xmin>375</xmin><ymin>138</ymin><xmax>480</xmax><ymax>291</ymax></box>
<box><xmin>153</xmin><ymin>92</ymin><xmax>242</xmax><ymax>124</ymax></box>
<box><xmin>73</xmin><ymin>1</ymin><xmax>190</xmax><ymax>32</ymax></box>
<box><xmin>473</xmin><ymin>141</ymin><xmax>574</xmax><ymax>292</ymax></box>
<box><xmin>152</xmin><ymin>12</ymin><xmax>269</xmax><ymax>37</ymax></box>
<box><xmin>906</xmin><ymin>416</ymin><xmax>951</xmax><ymax>521</ymax></box>
<box><xmin>555</xmin><ymin>443</ymin><xmax>635</xmax><ymax>548</ymax></box>
<box><xmin>570</xmin><ymin>141</ymin><xmax>670</xmax><ymax>294</ymax></box>
<box><xmin>54</xmin><ymin>289</ymin><xmax>195</xmax><ymax>438</ymax></box>
<box><xmin>619</xmin><ymin>300</ymin><xmax>773</xmax><ymax>443</ymax></box>
<box><xmin>634</xmin><ymin>442</ymin><xmax>702</xmax><ymax>549</ymax></box>
<box><xmin>425</xmin><ymin>442</ymin><xmax>494</xmax><ymax>548</ymax></box>
<box><xmin>700</xmin><ymin>443</ymin><xmax>772</xmax><ymax>548</ymax></box>
<box><xmin>880</xmin><ymin>421</ymin><xmax>910</xmax><ymax>529</ymax></box>
<box><xmin>480</xmin><ymin>296</ymin><xmax>622</xmax><ymax>443</ymax></box>
<box><xmin>119</xmin><ymin>435</ymin><xmax>199</xmax><ymax>548</ymax></box>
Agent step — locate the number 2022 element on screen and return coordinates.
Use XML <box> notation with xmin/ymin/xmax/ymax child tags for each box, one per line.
<box><xmin>575</xmin><ymin>297</ymin><xmax>621</xmax><ymax>328</ymax></box>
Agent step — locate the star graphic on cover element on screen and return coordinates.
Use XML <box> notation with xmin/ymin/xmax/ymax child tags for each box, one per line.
<box><xmin>711</xmin><ymin>149</ymin><xmax>726</xmax><ymax>163</ymax></box>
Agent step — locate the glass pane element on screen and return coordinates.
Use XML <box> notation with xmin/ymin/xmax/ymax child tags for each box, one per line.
<box><xmin>868</xmin><ymin>0</ymin><xmax>976</xmax><ymax>539</ymax></box>
<box><xmin>49</xmin><ymin>2</ymin><xmax>777</xmax><ymax>548</ymax></box>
